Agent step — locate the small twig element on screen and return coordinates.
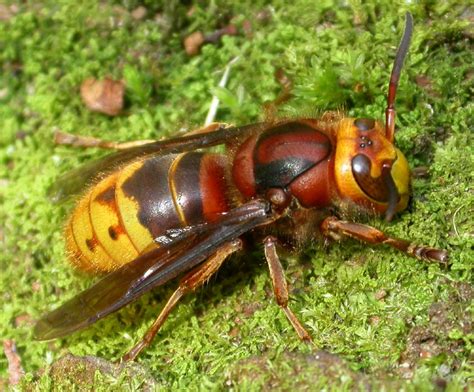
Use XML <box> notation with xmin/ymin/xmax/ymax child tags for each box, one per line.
<box><xmin>3</xmin><ymin>339</ymin><xmax>24</xmax><ymax>386</ymax></box>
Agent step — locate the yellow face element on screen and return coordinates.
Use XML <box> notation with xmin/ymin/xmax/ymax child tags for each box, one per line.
<box><xmin>334</xmin><ymin>117</ymin><xmax>410</xmax><ymax>220</ymax></box>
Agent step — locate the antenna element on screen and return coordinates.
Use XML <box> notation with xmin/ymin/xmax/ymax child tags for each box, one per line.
<box><xmin>385</xmin><ymin>12</ymin><xmax>413</xmax><ymax>142</ymax></box>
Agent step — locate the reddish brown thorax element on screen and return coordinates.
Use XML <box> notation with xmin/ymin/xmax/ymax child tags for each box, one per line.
<box><xmin>232</xmin><ymin>120</ymin><xmax>336</xmax><ymax>208</ymax></box>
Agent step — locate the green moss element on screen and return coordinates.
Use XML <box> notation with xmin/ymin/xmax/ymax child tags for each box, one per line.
<box><xmin>1</xmin><ymin>0</ymin><xmax>472</xmax><ymax>390</ymax></box>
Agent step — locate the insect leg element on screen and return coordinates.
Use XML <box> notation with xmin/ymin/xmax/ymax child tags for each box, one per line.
<box><xmin>121</xmin><ymin>238</ymin><xmax>243</xmax><ymax>362</ymax></box>
<box><xmin>320</xmin><ymin>216</ymin><xmax>448</xmax><ymax>264</ymax></box>
<box><xmin>385</xmin><ymin>12</ymin><xmax>413</xmax><ymax>142</ymax></box>
<box><xmin>53</xmin><ymin>123</ymin><xmax>230</xmax><ymax>150</ymax></box>
<box><xmin>263</xmin><ymin>236</ymin><xmax>312</xmax><ymax>342</ymax></box>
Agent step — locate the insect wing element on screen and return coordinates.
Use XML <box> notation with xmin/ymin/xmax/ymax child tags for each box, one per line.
<box><xmin>34</xmin><ymin>200</ymin><xmax>272</xmax><ymax>340</ymax></box>
<box><xmin>51</xmin><ymin>123</ymin><xmax>265</xmax><ymax>201</ymax></box>
<box><xmin>34</xmin><ymin>235</ymin><xmax>196</xmax><ymax>340</ymax></box>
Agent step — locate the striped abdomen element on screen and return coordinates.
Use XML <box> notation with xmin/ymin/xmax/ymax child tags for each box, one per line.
<box><xmin>66</xmin><ymin>152</ymin><xmax>231</xmax><ymax>272</ymax></box>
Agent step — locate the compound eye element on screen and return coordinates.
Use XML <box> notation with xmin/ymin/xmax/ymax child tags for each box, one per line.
<box><xmin>354</xmin><ymin>118</ymin><xmax>375</xmax><ymax>131</ymax></box>
<box><xmin>351</xmin><ymin>154</ymin><xmax>389</xmax><ymax>202</ymax></box>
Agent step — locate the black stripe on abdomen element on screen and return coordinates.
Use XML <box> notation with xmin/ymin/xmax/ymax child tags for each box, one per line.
<box><xmin>169</xmin><ymin>152</ymin><xmax>205</xmax><ymax>226</ymax></box>
<box><xmin>122</xmin><ymin>155</ymin><xmax>181</xmax><ymax>239</ymax></box>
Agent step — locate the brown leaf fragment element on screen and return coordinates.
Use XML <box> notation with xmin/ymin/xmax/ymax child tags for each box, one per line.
<box><xmin>415</xmin><ymin>74</ymin><xmax>440</xmax><ymax>97</ymax></box>
<box><xmin>15</xmin><ymin>313</ymin><xmax>34</xmax><ymax>328</ymax></box>
<box><xmin>80</xmin><ymin>77</ymin><xmax>125</xmax><ymax>116</ymax></box>
<box><xmin>374</xmin><ymin>289</ymin><xmax>387</xmax><ymax>300</ymax></box>
<box><xmin>3</xmin><ymin>339</ymin><xmax>24</xmax><ymax>386</ymax></box>
<box><xmin>0</xmin><ymin>4</ymin><xmax>19</xmax><ymax>21</ymax></box>
<box><xmin>184</xmin><ymin>31</ymin><xmax>205</xmax><ymax>56</ymax></box>
<box><xmin>204</xmin><ymin>24</ymin><xmax>237</xmax><ymax>44</ymax></box>
<box><xmin>131</xmin><ymin>6</ymin><xmax>147</xmax><ymax>20</ymax></box>
<box><xmin>184</xmin><ymin>24</ymin><xmax>238</xmax><ymax>56</ymax></box>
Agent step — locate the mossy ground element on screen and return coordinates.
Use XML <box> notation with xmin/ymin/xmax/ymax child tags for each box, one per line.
<box><xmin>1</xmin><ymin>1</ymin><xmax>472</xmax><ymax>390</ymax></box>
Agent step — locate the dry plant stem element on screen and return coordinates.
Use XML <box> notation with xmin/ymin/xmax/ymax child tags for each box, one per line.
<box><xmin>263</xmin><ymin>69</ymin><xmax>293</xmax><ymax>121</ymax></box>
<box><xmin>121</xmin><ymin>239</ymin><xmax>243</xmax><ymax>362</ymax></box>
<box><xmin>3</xmin><ymin>339</ymin><xmax>24</xmax><ymax>386</ymax></box>
<box><xmin>264</xmin><ymin>236</ymin><xmax>312</xmax><ymax>342</ymax></box>
<box><xmin>179</xmin><ymin>122</ymin><xmax>230</xmax><ymax>136</ymax></box>
<box><xmin>54</xmin><ymin>130</ymin><xmax>154</xmax><ymax>150</ymax></box>
<box><xmin>54</xmin><ymin>122</ymin><xmax>230</xmax><ymax>151</ymax></box>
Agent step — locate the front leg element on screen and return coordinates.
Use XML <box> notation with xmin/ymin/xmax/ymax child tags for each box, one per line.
<box><xmin>320</xmin><ymin>216</ymin><xmax>448</xmax><ymax>264</ymax></box>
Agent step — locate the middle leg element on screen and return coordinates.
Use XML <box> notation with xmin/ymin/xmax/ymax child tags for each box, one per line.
<box><xmin>263</xmin><ymin>236</ymin><xmax>312</xmax><ymax>342</ymax></box>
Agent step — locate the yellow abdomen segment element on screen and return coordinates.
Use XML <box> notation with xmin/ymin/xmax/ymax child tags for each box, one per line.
<box><xmin>115</xmin><ymin>160</ymin><xmax>158</xmax><ymax>252</ymax></box>
<box><xmin>65</xmin><ymin>161</ymin><xmax>154</xmax><ymax>273</ymax></box>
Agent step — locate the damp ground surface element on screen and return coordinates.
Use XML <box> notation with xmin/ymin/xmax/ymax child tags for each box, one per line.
<box><xmin>0</xmin><ymin>1</ymin><xmax>472</xmax><ymax>390</ymax></box>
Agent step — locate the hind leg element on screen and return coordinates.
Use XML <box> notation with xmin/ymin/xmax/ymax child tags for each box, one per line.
<box><xmin>121</xmin><ymin>238</ymin><xmax>242</xmax><ymax>362</ymax></box>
